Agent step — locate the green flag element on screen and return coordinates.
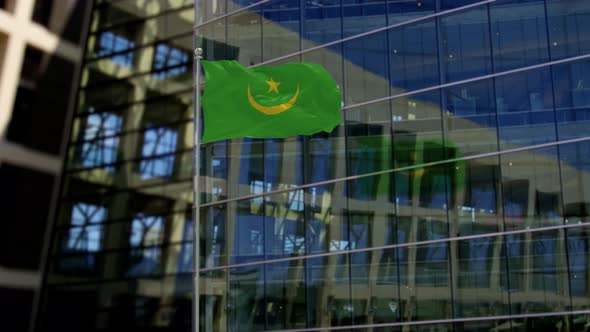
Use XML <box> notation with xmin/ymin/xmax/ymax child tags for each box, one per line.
<box><xmin>200</xmin><ymin>60</ymin><xmax>341</xmax><ymax>143</ymax></box>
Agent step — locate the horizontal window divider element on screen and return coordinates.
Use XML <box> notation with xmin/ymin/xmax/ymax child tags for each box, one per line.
<box><xmin>200</xmin><ymin>221</ymin><xmax>590</xmax><ymax>273</ymax></box>
<box><xmin>198</xmin><ymin>135</ymin><xmax>590</xmax><ymax>209</ymax></box>
<box><xmin>261</xmin><ymin>309</ymin><xmax>590</xmax><ymax>332</ymax></box>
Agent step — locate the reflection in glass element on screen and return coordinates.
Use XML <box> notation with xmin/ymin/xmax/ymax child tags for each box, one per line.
<box><xmin>127</xmin><ymin>214</ymin><xmax>164</xmax><ymax>276</ymax></box>
<box><xmin>61</xmin><ymin>203</ymin><xmax>107</xmax><ymax>271</ymax></box>
<box><xmin>490</xmin><ymin>0</ymin><xmax>549</xmax><ymax>72</ymax></box>
<box><xmin>495</xmin><ymin>68</ymin><xmax>556</xmax><ymax>148</ymax></box>
<box><xmin>547</xmin><ymin>0</ymin><xmax>590</xmax><ymax>60</ymax></box>
<box><xmin>78</xmin><ymin>112</ymin><xmax>122</xmax><ymax>170</ymax></box>
<box><xmin>139</xmin><ymin>126</ymin><xmax>178</xmax><ymax>178</ymax></box>
<box><xmin>97</xmin><ymin>31</ymin><xmax>135</xmax><ymax>66</ymax></box>
<box><xmin>152</xmin><ymin>44</ymin><xmax>190</xmax><ymax>79</ymax></box>
<box><xmin>439</xmin><ymin>5</ymin><xmax>492</xmax><ymax>82</ymax></box>
<box><xmin>501</xmin><ymin>147</ymin><xmax>563</xmax><ymax>230</ymax></box>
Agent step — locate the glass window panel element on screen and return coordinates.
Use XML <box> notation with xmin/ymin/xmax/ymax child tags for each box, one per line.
<box><xmin>262</xmin><ymin>0</ymin><xmax>301</xmax><ymax>62</ymax></box>
<box><xmin>95</xmin><ymin>31</ymin><xmax>136</xmax><ymax>67</ymax></box>
<box><xmin>503</xmin><ymin>230</ymin><xmax>570</xmax><ymax>315</ymax></box>
<box><xmin>391</xmin><ymin>92</ymin><xmax>445</xmax><ymax>211</ymax></box>
<box><xmin>443</xmin><ymin>78</ymin><xmax>498</xmax><ymax>156</ymax></box>
<box><xmin>501</xmin><ymin>147</ymin><xmax>563</xmax><ymax>230</ymax></box>
<box><xmin>439</xmin><ymin>5</ymin><xmax>492</xmax><ymax>82</ymax></box>
<box><xmin>302</xmin><ymin>0</ymin><xmax>342</xmax><ymax>46</ymax></box>
<box><xmin>76</xmin><ymin>112</ymin><xmax>122</xmax><ymax>170</ymax></box>
<box><xmin>226</xmin><ymin>138</ymin><xmax>264</xmax><ymax>199</ymax></box>
<box><xmin>304</xmin><ymin>125</ymin><xmax>347</xmax><ymax>255</ymax></box>
<box><xmin>139</xmin><ymin>126</ymin><xmax>178</xmax><ymax>179</ymax></box>
<box><xmin>546</xmin><ymin>0</ymin><xmax>590</xmax><ymax>60</ymax></box>
<box><xmin>351</xmin><ymin>246</ymin><xmax>401</xmax><ymax>326</ymax></box>
<box><xmin>151</xmin><ymin>43</ymin><xmax>190</xmax><ymax>79</ymax></box>
<box><xmin>197</xmin><ymin>0</ymin><xmax>225</xmax><ymax>23</ymax></box>
<box><xmin>346</xmin><ymin>102</ymin><xmax>392</xmax><ymax>201</ymax></box>
<box><xmin>490</xmin><ymin>0</ymin><xmax>550</xmax><ymax>72</ymax></box>
<box><xmin>402</xmin><ymin>240</ymin><xmax>452</xmax><ymax>321</ymax></box>
<box><xmin>264</xmin><ymin>191</ymin><xmax>306</xmax><ymax>258</ymax></box>
<box><xmin>200</xmin><ymin>269</ymin><xmax>227</xmax><ymax>331</ymax></box>
<box><xmin>60</xmin><ymin>203</ymin><xmax>107</xmax><ymax>272</ymax></box>
<box><xmin>264</xmin><ymin>261</ymin><xmax>307</xmax><ymax>330</ymax></box>
<box><xmin>198</xmin><ymin>21</ymin><xmax>231</xmax><ymax>61</ymax></box>
<box><xmin>303</xmin><ymin>46</ymin><xmax>345</xmax><ymax>93</ymax></box>
<box><xmin>553</xmin><ymin>59</ymin><xmax>590</xmax><ymax>140</ymax></box>
<box><xmin>559</xmin><ymin>141</ymin><xmax>590</xmax><ymax>225</ymax></box>
<box><xmin>496</xmin><ymin>68</ymin><xmax>556</xmax><ymax>149</ymax></box>
<box><xmin>126</xmin><ymin>214</ymin><xmax>165</xmax><ymax>277</ymax></box>
<box><xmin>344</xmin><ymin>31</ymin><xmax>390</xmax><ymax>105</ymax></box>
<box><xmin>389</xmin><ymin>19</ymin><xmax>439</xmax><ymax>93</ymax></box>
<box><xmin>204</xmin><ymin>141</ymin><xmax>228</xmax><ymax>203</ymax></box>
<box><xmin>453</xmin><ymin>156</ymin><xmax>501</xmax><ymax>236</ymax></box>
<box><xmin>227</xmin><ymin>8</ymin><xmax>262</xmax><ymax>66</ymax></box>
<box><xmin>305</xmin><ymin>253</ymin><xmax>352</xmax><ymax>328</ymax></box>
<box><xmin>342</xmin><ymin>0</ymin><xmax>387</xmax><ymax>38</ymax></box>
<box><xmin>567</xmin><ymin>227</ymin><xmax>590</xmax><ymax>311</ymax></box>
<box><xmin>228</xmin><ymin>265</ymin><xmax>266</xmax><ymax>331</ymax></box>
<box><xmin>391</xmin><ymin>91</ymin><xmax>444</xmax><ymax>166</ymax></box>
<box><xmin>453</xmin><ymin>235</ymin><xmax>511</xmax><ymax>319</ymax></box>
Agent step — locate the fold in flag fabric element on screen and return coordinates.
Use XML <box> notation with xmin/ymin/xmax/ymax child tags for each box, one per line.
<box><xmin>200</xmin><ymin>60</ymin><xmax>342</xmax><ymax>143</ymax></box>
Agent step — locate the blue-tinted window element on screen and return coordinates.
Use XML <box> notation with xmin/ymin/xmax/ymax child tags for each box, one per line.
<box><xmin>495</xmin><ymin>68</ymin><xmax>556</xmax><ymax>147</ymax></box>
<box><xmin>490</xmin><ymin>0</ymin><xmax>549</xmax><ymax>72</ymax></box>
<box><xmin>389</xmin><ymin>20</ymin><xmax>439</xmax><ymax>92</ymax></box>
<box><xmin>303</xmin><ymin>0</ymin><xmax>342</xmax><ymax>44</ymax></box>
<box><xmin>65</xmin><ymin>203</ymin><xmax>107</xmax><ymax>252</ymax></box>
<box><xmin>553</xmin><ymin>60</ymin><xmax>590</xmax><ymax>140</ymax></box>
<box><xmin>79</xmin><ymin>111</ymin><xmax>122</xmax><ymax>170</ymax></box>
<box><xmin>60</xmin><ymin>203</ymin><xmax>107</xmax><ymax>271</ymax></box>
<box><xmin>127</xmin><ymin>214</ymin><xmax>164</xmax><ymax>276</ymax></box>
<box><xmin>440</xmin><ymin>6</ymin><xmax>492</xmax><ymax>82</ymax></box>
<box><xmin>177</xmin><ymin>220</ymin><xmax>194</xmax><ymax>272</ymax></box>
<box><xmin>97</xmin><ymin>31</ymin><xmax>135</xmax><ymax>66</ymax></box>
<box><xmin>139</xmin><ymin>126</ymin><xmax>178</xmax><ymax>178</ymax></box>
<box><xmin>152</xmin><ymin>44</ymin><xmax>189</xmax><ymax>79</ymax></box>
<box><xmin>547</xmin><ymin>0</ymin><xmax>590</xmax><ymax>60</ymax></box>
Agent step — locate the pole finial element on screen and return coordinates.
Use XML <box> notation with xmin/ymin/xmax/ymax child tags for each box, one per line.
<box><xmin>194</xmin><ymin>48</ymin><xmax>203</xmax><ymax>58</ymax></box>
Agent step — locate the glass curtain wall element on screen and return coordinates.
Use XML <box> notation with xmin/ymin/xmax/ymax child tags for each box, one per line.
<box><xmin>37</xmin><ymin>0</ymin><xmax>590</xmax><ymax>331</ymax></box>
<box><xmin>195</xmin><ymin>0</ymin><xmax>590</xmax><ymax>331</ymax></box>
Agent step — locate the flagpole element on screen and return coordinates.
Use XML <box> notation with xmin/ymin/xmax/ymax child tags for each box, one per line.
<box><xmin>193</xmin><ymin>47</ymin><xmax>203</xmax><ymax>332</ymax></box>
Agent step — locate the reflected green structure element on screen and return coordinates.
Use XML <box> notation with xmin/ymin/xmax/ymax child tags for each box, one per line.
<box><xmin>36</xmin><ymin>0</ymin><xmax>590</xmax><ymax>331</ymax></box>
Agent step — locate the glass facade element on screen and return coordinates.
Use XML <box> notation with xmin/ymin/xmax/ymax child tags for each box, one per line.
<box><xmin>37</xmin><ymin>0</ymin><xmax>590</xmax><ymax>331</ymax></box>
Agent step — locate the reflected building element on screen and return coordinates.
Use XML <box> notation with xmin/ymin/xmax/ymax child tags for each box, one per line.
<box><xmin>0</xmin><ymin>1</ymin><xmax>91</xmax><ymax>331</ymax></box>
<box><xmin>36</xmin><ymin>0</ymin><xmax>590</xmax><ymax>332</ymax></box>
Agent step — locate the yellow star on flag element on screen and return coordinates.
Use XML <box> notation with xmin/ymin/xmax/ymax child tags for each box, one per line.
<box><xmin>265</xmin><ymin>78</ymin><xmax>281</xmax><ymax>94</ymax></box>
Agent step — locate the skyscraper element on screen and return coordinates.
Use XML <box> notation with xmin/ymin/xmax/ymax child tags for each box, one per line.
<box><xmin>37</xmin><ymin>0</ymin><xmax>590</xmax><ymax>331</ymax></box>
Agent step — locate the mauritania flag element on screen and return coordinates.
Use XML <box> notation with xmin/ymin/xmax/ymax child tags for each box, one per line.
<box><xmin>200</xmin><ymin>60</ymin><xmax>341</xmax><ymax>143</ymax></box>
